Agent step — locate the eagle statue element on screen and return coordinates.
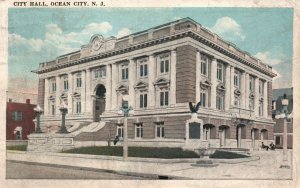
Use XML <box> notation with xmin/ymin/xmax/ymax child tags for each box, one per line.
<box><xmin>189</xmin><ymin>101</ymin><xmax>201</xmax><ymax>113</ymax></box>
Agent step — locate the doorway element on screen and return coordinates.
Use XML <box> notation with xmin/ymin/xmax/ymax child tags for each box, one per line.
<box><xmin>94</xmin><ymin>84</ymin><xmax>106</xmax><ymax>122</ymax></box>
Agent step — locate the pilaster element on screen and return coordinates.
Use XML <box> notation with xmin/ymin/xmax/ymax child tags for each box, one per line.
<box><xmin>111</xmin><ymin>63</ymin><xmax>118</xmax><ymax>111</ymax></box>
<box><xmin>55</xmin><ymin>76</ymin><xmax>61</xmax><ymax>115</ymax></box>
<box><xmin>44</xmin><ymin>78</ymin><xmax>49</xmax><ymax>115</ymax></box>
<box><xmin>85</xmin><ymin>68</ymin><xmax>92</xmax><ymax>114</ymax></box>
<box><xmin>230</xmin><ymin>66</ymin><xmax>235</xmax><ymax>107</ymax></box>
<box><xmin>170</xmin><ymin>49</ymin><xmax>177</xmax><ymax>106</ymax></box>
<box><xmin>195</xmin><ymin>50</ymin><xmax>201</xmax><ymax>103</ymax></box>
<box><xmin>210</xmin><ymin>58</ymin><xmax>217</xmax><ymax>109</ymax></box>
<box><xmin>254</xmin><ymin>77</ymin><xmax>260</xmax><ymax>117</ymax></box>
<box><xmin>263</xmin><ymin>81</ymin><xmax>268</xmax><ymax>118</ymax></box>
<box><xmin>81</xmin><ymin>70</ymin><xmax>86</xmax><ymax>113</ymax></box>
<box><xmin>128</xmin><ymin>59</ymin><xmax>136</xmax><ymax>108</ymax></box>
<box><xmin>225</xmin><ymin>64</ymin><xmax>231</xmax><ymax>110</ymax></box>
<box><xmin>148</xmin><ymin>55</ymin><xmax>155</xmax><ymax>108</ymax></box>
<box><xmin>67</xmin><ymin>73</ymin><xmax>73</xmax><ymax>114</ymax></box>
<box><xmin>105</xmin><ymin>64</ymin><xmax>112</xmax><ymax>111</ymax></box>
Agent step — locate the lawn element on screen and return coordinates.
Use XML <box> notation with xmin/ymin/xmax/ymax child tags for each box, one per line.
<box><xmin>62</xmin><ymin>146</ymin><xmax>200</xmax><ymax>159</ymax></box>
<box><xmin>6</xmin><ymin>145</ymin><xmax>27</xmax><ymax>151</ymax></box>
<box><xmin>62</xmin><ymin>146</ymin><xmax>250</xmax><ymax>159</ymax></box>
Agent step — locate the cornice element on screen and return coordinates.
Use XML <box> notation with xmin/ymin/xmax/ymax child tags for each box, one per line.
<box><xmin>33</xmin><ymin>29</ymin><xmax>276</xmax><ymax>78</ymax></box>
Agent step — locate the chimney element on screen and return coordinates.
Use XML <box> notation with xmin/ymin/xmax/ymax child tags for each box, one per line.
<box><xmin>26</xmin><ymin>99</ymin><xmax>30</xmax><ymax>104</ymax></box>
<box><xmin>8</xmin><ymin>98</ymin><xmax>12</xmax><ymax>103</ymax></box>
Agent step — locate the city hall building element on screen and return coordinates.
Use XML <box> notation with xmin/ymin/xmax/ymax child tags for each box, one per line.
<box><xmin>33</xmin><ymin>18</ymin><xmax>276</xmax><ymax>150</ymax></box>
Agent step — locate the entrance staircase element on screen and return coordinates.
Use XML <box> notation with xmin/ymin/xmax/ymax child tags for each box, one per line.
<box><xmin>71</xmin><ymin>121</ymin><xmax>107</xmax><ymax>136</ymax></box>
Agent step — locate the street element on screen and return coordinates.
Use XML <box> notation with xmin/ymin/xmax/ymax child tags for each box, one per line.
<box><xmin>6</xmin><ymin>160</ymin><xmax>147</xmax><ymax>179</ymax></box>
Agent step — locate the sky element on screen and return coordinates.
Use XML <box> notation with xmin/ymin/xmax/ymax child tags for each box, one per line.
<box><xmin>8</xmin><ymin>8</ymin><xmax>293</xmax><ymax>94</ymax></box>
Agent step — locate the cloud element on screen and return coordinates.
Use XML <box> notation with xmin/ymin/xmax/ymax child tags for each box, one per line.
<box><xmin>83</xmin><ymin>22</ymin><xmax>112</xmax><ymax>34</ymax></box>
<box><xmin>254</xmin><ymin>51</ymin><xmax>283</xmax><ymax>66</ymax></box>
<box><xmin>271</xmin><ymin>68</ymin><xmax>282</xmax><ymax>80</ymax></box>
<box><xmin>9</xmin><ymin>33</ymin><xmax>43</xmax><ymax>52</ymax></box>
<box><xmin>46</xmin><ymin>24</ymin><xmax>63</xmax><ymax>34</ymax></box>
<box><xmin>116</xmin><ymin>28</ymin><xmax>131</xmax><ymax>38</ymax></box>
<box><xmin>210</xmin><ymin>17</ymin><xmax>245</xmax><ymax>41</ymax></box>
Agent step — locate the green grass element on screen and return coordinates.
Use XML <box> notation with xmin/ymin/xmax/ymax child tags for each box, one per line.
<box><xmin>62</xmin><ymin>146</ymin><xmax>199</xmax><ymax>159</ymax></box>
<box><xmin>210</xmin><ymin>150</ymin><xmax>249</xmax><ymax>159</ymax></box>
<box><xmin>6</xmin><ymin>145</ymin><xmax>27</xmax><ymax>151</ymax></box>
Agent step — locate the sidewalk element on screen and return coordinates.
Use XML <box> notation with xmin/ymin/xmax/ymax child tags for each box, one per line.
<box><xmin>6</xmin><ymin>150</ymin><xmax>292</xmax><ymax>180</ymax></box>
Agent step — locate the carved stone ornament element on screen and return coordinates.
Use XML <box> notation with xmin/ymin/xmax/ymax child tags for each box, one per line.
<box><xmin>234</xmin><ymin>88</ymin><xmax>241</xmax><ymax>96</ymax></box>
<box><xmin>217</xmin><ymin>83</ymin><xmax>226</xmax><ymax>91</ymax></box>
<box><xmin>91</xmin><ymin>34</ymin><xmax>104</xmax><ymax>51</ymax></box>
<box><xmin>200</xmin><ymin>80</ymin><xmax>212</xmax><ymax>89</ymax></box>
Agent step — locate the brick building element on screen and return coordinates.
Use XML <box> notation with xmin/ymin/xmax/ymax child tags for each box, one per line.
<box><xmin>32</xmin><ymin>17</ymin><xmax>276</xmax><ymax>150</ymax></box>
<box><xmin>272</xmin><ymin>88</ymin><xmax>293</xmax><ymax>149</ymax></box>
<box><xmin>6</xmin><ymin>99</ymin><xmax>36</xmax><ymax>140</ymax></box>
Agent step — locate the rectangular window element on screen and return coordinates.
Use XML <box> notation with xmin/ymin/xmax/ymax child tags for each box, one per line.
<box><xmin>259</xmin><ymin>101</ymin><xmax>264</xmax><ymax>116</ymax></box>
<box><xmin>275</xmin><ymin>136</ymin><xmax>281</xmax><ymax>145</ymax></box>
<box><xmin>160</xmin><ymin>91</ymin><xmax>169</xmax><ymax>106</ymax></box>
<box><xmin>121</xmin><ymin>65</ymin><xmax>129</xmax><ymax>80</ymax></box>
<box><xmin>95</xmin><ymin>69</ymin><xmax>106</xmax><ymax>78</ymax></box>
<box><xmin>135</xmin><ymin>124</ymin><xmax>143</xmax><ymax>138</ymax></box>
<box><xmin>156</xmin><ymin>122</ymin><xmax>165</xmax><ymax>138</ymax></box>
<box><xmin>234</xmin><ymin>96</ymin><xmax>240</xmax><ymax>107</ymax></box>
<box><xmin>117</xmin><ymin>125</ymin><xmax>124</xmax><ymax>138</ymax></box>
<box><xmin>76</xmin><ymin>101</ymin><xmax>81</xmax><ymax>113</ymax></box>
<box><xmin>51</xmin><ymin>103</ymin><xmax>55</xmax><ymax>115</ymax></box>
<box><xmin>76</xmin><ymin>77</ymin><xmax>82</xmax><ymax>88</ymax></box>
<box><xmin>259</xmin><ymin>80</ymin><xmax>264</xmax><ymax>96</ymax></box>
<box><xmin>63</xmin><ymin>79</ymin><xmax>68</xmax><ymax>91</ymax></box>
<box><xmin>217</xmin><ymin>63</ymin><xmax>223</xmax><ymax>81</ymax></box>
<box><xmin>139</xmin><ymin>60</ymin><xmax>148</xmax><ymax>77</ymax></box>
<box><xmin>249</xmin><ymin>76</ymin><xmax>255</xmax><ymax>92</ymax></box>
<box><xmin>12</xmin><ymin>111</ymin><xmax>22</xmax><ymax>121</ymax></box>
<box><xmin>249</xmin><ymin>98</ymin><xmax>255</xmax><ymax>110</ymax></box>
<box><xmin>139</xmin><ymin>94</ymin><xmax>147</xmax><ymax>108</ymax></box>
<box><xmin>234</xmin><ymin>70</ymin><xmax>240</xmax><ymax>88</ymax></box>
<box><xmin>201</xmin><ymin>55</ymin><xmax>208</xmax><ymax>76</ymax></box>
<box><xmin>216</xmin><ymin>93</ymin><xmax>224</xmax><ymax>110</ymax></box>
<box><xmin>51</xmin><ymin>80</ymin><xmax>56</xmax><ymax>92</ymax></box>
<box><xmin>159</xmin><ymin>56</ymin><xmax>170</xmax><ymax>74</ymax></box>
<box><xmin>200</xmin><ymin>90</ymin><xmax>207</xmax><ymax>107</ymax></box>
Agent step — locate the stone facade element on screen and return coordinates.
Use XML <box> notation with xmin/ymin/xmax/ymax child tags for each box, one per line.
<box><xmin>32</xmin><ymin>17</ymin><xmax>276</xmax><ymax>150</ymax></box>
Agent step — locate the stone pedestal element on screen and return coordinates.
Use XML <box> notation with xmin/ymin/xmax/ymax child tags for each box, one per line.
<box><xmin>184</xmin><ymin>113</ymin><xmax>204</xmax><ymax>149</ymax></box>
<box><xmin>192</xmin><ymin>148</ymin><xmax>218</xmax><ymax>167</ymax></box>
<box><xmin>27</xmin><ymin>133</ymin><xmax>75</xmax><ymax>153</ymax></box>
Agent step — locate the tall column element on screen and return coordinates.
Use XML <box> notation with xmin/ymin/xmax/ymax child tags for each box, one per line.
<box><xmin>55</xmin><ymin>76</ymin><xmax>61</xmax><ymax>115</ymax></box>
<box><xmin>245</xmin><ymin>73</ymin><xmax>250</xmax><ymax>110</ymax></box>
<box><xmin>240</xmin><ymin>71</ymin><xmax>246</xmax><ymax>109</ymax></box>
<box><xmin>44</xmin><ymin>78</ymin><xmax>49</xmax><ymax>115</ymax></box>
<box><xmin>230</xmin><ymin>66</ymin><xmax>235</xmax><ymax>107</ymax></box>
<box><xmin>210</xmin><ymin>58</ymin><xmax>217</xmax><ymax>109</ymax></box>
<box><xmin>170</xmin><ymin>49</ymin><xmax>177</xmax><ymax>106</ymax></box>
<box><xmin>225</xmin><ymin>64</ymin><xmax>231</xmax><ymax>111</ymax></box>
<box><xmin>85</xmin><ymin>68</ymin><xmax>92</xmax><ymax>114</ymax></box>
<box><xmin>105</xmin><ymin>64</ymin><xmax>112</xmax><ymax>111</ymax></box>
<box><xmin>128</xmin><ymin>59</ymin><xmax>136</xmax><ymax>108</ymax></box>
<box><xmin>263</xmin><ymin>81</ymin><xmax>268</xmax><ymax>118</ymax></box>
<box><xmin>254</xmin><ymin>77</ymin><xmax>260</xmax><ymax>116</ymax></box>
<box><xmin>81</xmin><ymin>70</ymin><xmax>86</xmax><ymax>113</ymax></box>
<box><xmin>148</xmin><ymin>55</ymin><xmax>156</xmax><ymax>108</ymax></box>
<box><xmin>111</xmin><ymin>63</ymin><xmax>118</xmax><ymax>111</ymax></box>
<box><xmin>195</xmin><ymin>50</ymin><xmax>201</xmax><ymax>103</ymax></box>
<box><xmin>67</xmin><ymin>73</ymin><xmax>73</xmax><ymax>114</ymax></box>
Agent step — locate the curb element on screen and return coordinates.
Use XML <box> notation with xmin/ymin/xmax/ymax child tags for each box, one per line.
<box><xmin>7</xmin><ymin>160</ymin><xmax>192</xmax><ymax>180</ymax></box>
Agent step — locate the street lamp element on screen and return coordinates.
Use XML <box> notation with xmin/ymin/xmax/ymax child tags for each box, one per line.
<box><xmin>118</xmin><ymin>98</ymin><xmax>134</xmax><ymax>160</ymax></box>
<box><xmin>275</xmin><ymin>94</ymin><xmax>291</xmax><ymax>169</ymax></box>
<box><xmin>57</xmin><ymin>101</ymin><xmax>69</xmax><ymax>134</ymax></box>
<box><xmin>34</xmin><ymin>105</ymin><xmax>43</xmax><ymax>133</ymax></box>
